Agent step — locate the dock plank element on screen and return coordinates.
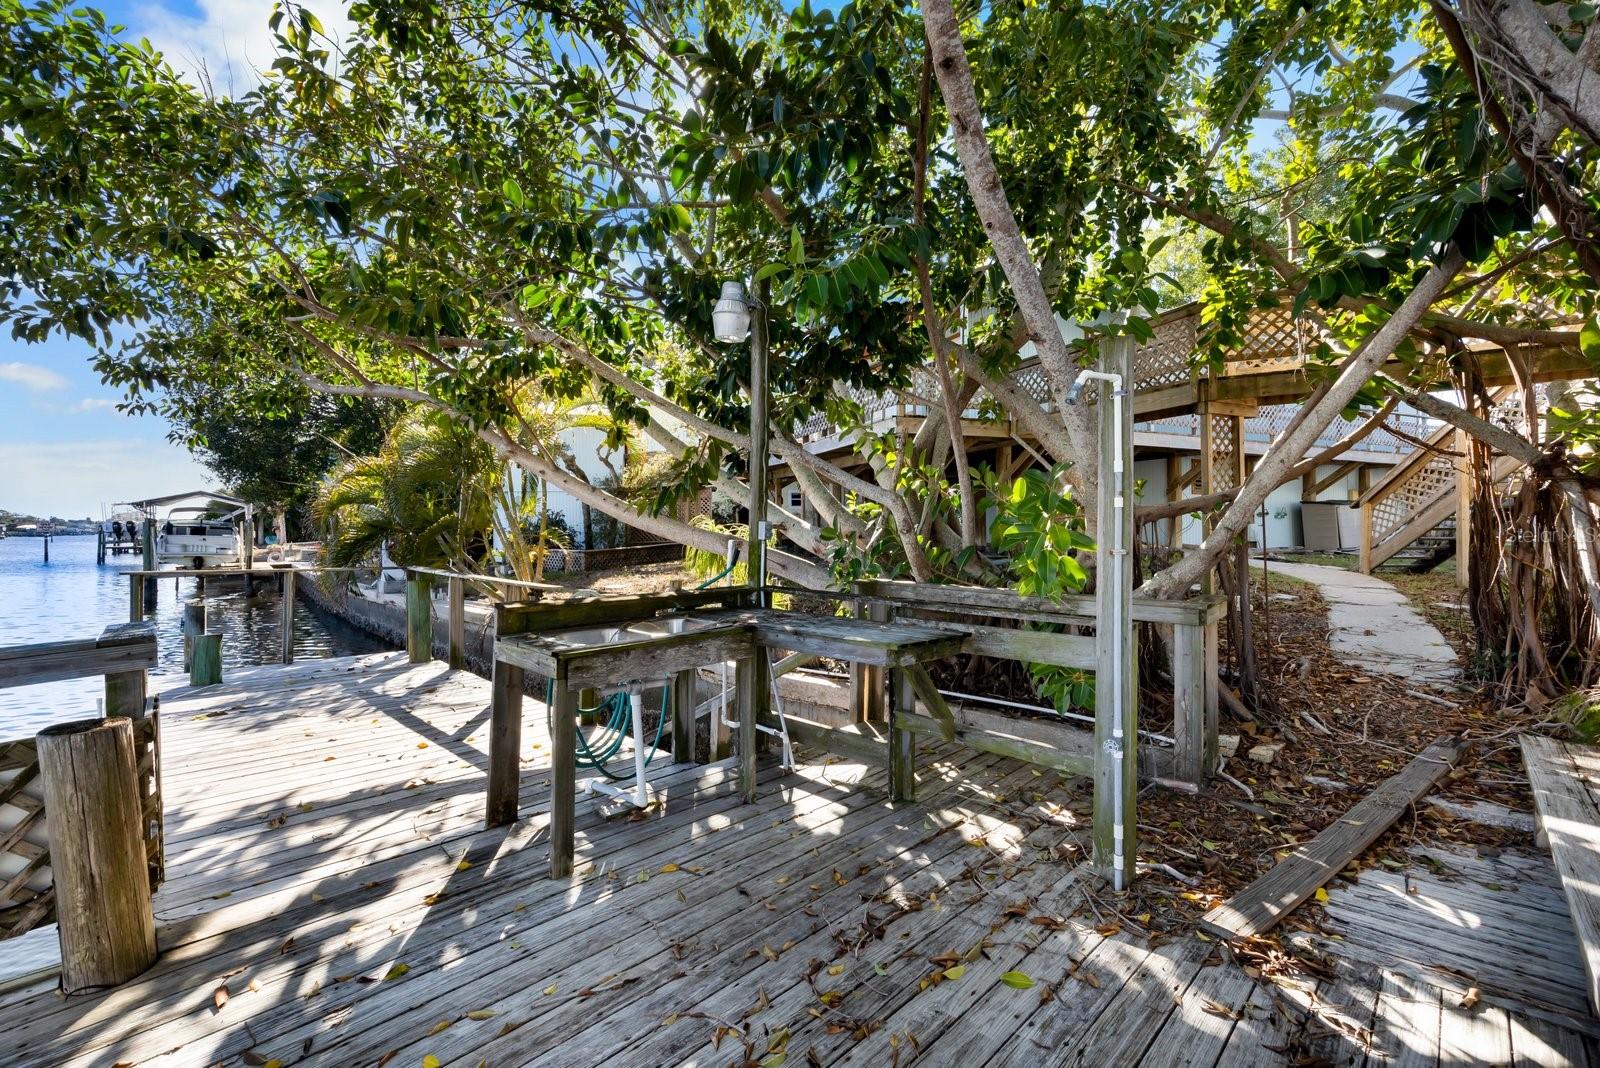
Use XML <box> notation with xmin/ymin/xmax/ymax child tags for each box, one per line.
<box><xmin>1202</xmin><ymin>738</ymin><xmax>1463</xmax><ymax>939</ymax></box>
<box><xmin>2</xmin><ymin>656</ymin><xmax>1592</xmax><ymax>1068</ymax></box>
<box><xmin>1523</xmin><ymin>735</ymin><xmax>1600</xmax><ymax>1018</ymax></box>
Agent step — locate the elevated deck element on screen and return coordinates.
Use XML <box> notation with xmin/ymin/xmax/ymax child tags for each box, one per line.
<box><xmin>1</xmin><ymin>653</ymin><xmax>1593</xmax><ymax>1065</ymax></box>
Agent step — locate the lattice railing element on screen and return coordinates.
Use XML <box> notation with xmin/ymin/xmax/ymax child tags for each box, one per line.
<box><xmin>0</xmin><ymin>740</ymin><xmax>52</xmax><ymax>940</ymax></box>
<box><xmin>1361</xmin><ymin>388</ymin><xmax>1536</xmax><ymax>565</ymax></box>
<box><xmin>0</xmin><ymin>715</ymin><xmax>162</xmax><ymax>942</ymax></box>
<box><xmin>794</xmin><ymin>300</ymin><xmax>1337</xmax><ymax>446</ymax></box>
<box><xmin>1205</xmin><ymin>415</ymin><xmax>1240</xmax><ymax>494</ymax></box>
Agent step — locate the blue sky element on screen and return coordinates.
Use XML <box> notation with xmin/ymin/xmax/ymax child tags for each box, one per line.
<box><xmin>0</xmin><ymin>0</ymin><xmax>327</xmax><ymax>519</ymax></box>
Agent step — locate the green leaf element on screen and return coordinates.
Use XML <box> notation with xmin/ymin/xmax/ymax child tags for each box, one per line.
<box><xmin>1580</xmin><ymin>318</ymin><xmax>1600</xmax><ymax>362</ymax></box>
<box><xmin>1001</xmin><ymin>971</ymin><xmax>1035</xmax><ymax>989</ymax></box>
<box><xmin>502</xmin><ymin>178</ymin><xmax>525</xmax><ymax>209</ymax></box>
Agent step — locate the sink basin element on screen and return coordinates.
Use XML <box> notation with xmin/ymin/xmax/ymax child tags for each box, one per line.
<box><xmin>548</xmin><ymin>613</ymin><xmax>725</xmax><ymax>649</ymax></box>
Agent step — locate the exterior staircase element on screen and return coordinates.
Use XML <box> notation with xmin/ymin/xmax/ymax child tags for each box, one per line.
<box><xmin>1357</xmin><ymin>388</ymin><xmax>1530</xmax><ymax>574</ymax></box>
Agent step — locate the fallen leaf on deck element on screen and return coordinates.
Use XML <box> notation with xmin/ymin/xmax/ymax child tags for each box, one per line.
<box><xmin>382</xmin><ymin>963</ymin><xmax>410</xmax><ymax>981</ymax></box>
<box><xmin>426</xmin><ymin>1020</ymin><xmax>452</xmax><ymax>1037</ymax></box>
<box><xmin>212</xmin><ymin>984</ymin><xmax>230</xmax><ymax>1010</ymax></box>
<box><xmin>467</xmin><ymin>1009</ymin><xmax>496</xmax><ymax>1020</ymax></box>
<box><xmin>1001</xmin><ymin>971</ymin><xmax>1035</xmax><ymax>989</ymax></box>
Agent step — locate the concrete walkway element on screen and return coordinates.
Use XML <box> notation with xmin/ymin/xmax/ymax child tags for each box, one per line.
<box><xmin>1256</xmin><ymin>560</ymin><xmax>1460</xmax><ymax>683</ymax></box>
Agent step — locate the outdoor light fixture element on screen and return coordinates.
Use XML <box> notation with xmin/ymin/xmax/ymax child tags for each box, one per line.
<box><xmin>711</xmin><ymin>278</ymin><xmax>771</xmax><ymax>602</ymax></box>
<box><xmin>712</xmin><ymin>281</ymin><xmax>752</xmax><ymax>343</ymax></box>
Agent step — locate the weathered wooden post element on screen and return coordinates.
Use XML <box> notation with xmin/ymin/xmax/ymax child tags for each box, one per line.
<box><xmin>36</xmin><ymin>718</ymin><xmax>158</xmax><ymax>993</ymax></box>
<box><xmin>280</xmin><ymin>569</ymin><xmax>296</xmax><ymax>664</ymax></box>
<box><xmin>1093</xmin><ymin>334</ymin><xmax>1138</xmax><ymax>888</ymax></box>
<box><xmin>550</xmin><ymin>670</ymin><xmax>577</xmax><ymax>877</ymax></box>
<box><xmin>487</xmin><ymin>657</ymin><xmax>524</xmax><ymax>828</ymax></box>
<box><xmin>190</xmin><ymin>631</ymin><xmax>222</xmax><ymax>687</ymax></box>
<box><xmin>671</xmin><ymin>668</ymin><xmax>697</xmax><ymax>763</ymax></box>
<box><xmin>447</xmin><ymin>575</ymin><xmax>466</xmax><ymax>670</ymax></box>
<box><xmin>850</xmin><ymin>598</ymin><xmax>888</xmax><ymax>723</ymax></box>
<box><xmin>887</xmin><ymin>666</ymin><xmax>916</xmax><ymax>802</ymax></box>
<box><xmin>128</xmin><ymin>573</ymin><xmax>145</xmax><ymax>622</ymax></box>
<box><xmin>405</xmin><ymin>572</ymin><xmax>434</xmax><ymax>663</ymax></box>
<box><xmin>735</xmin><ymin>656</ymin><xmax>758</xmax><ymax>803</ymax></box>
<box><xmin>180</xmin><ymin>603</ymin><xmax>206</xmax><ymax>672</ymax></box>
<box><xmin>97</xmin><ymin>528</ymin><xmax>106</xmax><ymax>566</ymax></box>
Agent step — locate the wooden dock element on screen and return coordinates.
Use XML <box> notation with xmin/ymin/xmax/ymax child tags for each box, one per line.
<box><xmin>0</xmin><ymin>651</ymin><xmax>1594</xmax><ymax>1066</ymax></box>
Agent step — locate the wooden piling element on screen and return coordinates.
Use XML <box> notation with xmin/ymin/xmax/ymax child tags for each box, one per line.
<box><xmin>36</xmin><ymin>717</ymin><xmax>157</xmax><ymax>994</ymax></box>
<box><xmin>180</xmin><ymin>603</ymin><xmax>206</xmax><ymax>672</ymax></box>
<box><xmin>128</xmin><ymin>575</ymin><xmax>145</xmax><ymax>622</ymax></box>
<box><xmin>97</xmin><ymin>529</ymin><xmax>105</xmax><ymax>565</ymax></box>
<box><xmin>42</xmin><ymin>536</ymin><xmax>49</xmax><ymax>563</ymax></box>
<box><xmin>190</xmin><ymin>632</ymin><xmax>222</xmax><ymax>687</ymax></box>
<box><xmin>486</xmin><ymin>659</ymin><xmax>524</xmax><ymax>827</ymax></box>
<box><xmin>140</xmin><ymin>519</ymin><xmax>157</xmax><ymax>611</ymax></box>
<box><xmin>280</xmin><ymin>570</ymin><xmax>296</xmax><ymax>665</ymax></box>
<box><xmin>405</xmin><ymin>574</ymin><xmax>433</xmax><ymax>664</ymax></box>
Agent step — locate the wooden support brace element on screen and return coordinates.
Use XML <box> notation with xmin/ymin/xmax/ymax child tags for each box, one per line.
<box><xmin>487</xmin><ymin>659</ymin><xmax>524</xmax><ymax>828</ymax></box>
<box><xmin>904</xmin><ymin>663</ymin><xmax>956</xmax><ymax>742</ymax></box>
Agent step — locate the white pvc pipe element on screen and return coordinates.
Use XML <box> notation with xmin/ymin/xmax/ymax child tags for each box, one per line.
<box><xmin>629</xmin><ymin>691</ymin><xmax>648</xmax><ymax>807</ymax></box>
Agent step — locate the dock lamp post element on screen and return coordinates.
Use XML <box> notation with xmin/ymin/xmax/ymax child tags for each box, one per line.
<box><xmin>713</xmin><ymin>279</ymin><xmax>770</xmax><ymax>605</ymax></box>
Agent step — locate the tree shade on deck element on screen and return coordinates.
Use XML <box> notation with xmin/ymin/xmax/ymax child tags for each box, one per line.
<box><xmin>0</xmin><ymin>652</ymin><xmax>1592</xmax><ymax>1066</ymax></box>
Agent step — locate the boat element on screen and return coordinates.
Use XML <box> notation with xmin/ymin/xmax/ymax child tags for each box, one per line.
<box><xmin>156</xmin><ymin>507</ymin><xmax>242</xmax><ymax>569</ymax></box>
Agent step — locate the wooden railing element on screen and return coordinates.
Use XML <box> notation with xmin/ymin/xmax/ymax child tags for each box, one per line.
<box><xmin>403</xmin><ymin>568</ymin><xmax>561</xmax><ymax>669</ymax></box>
<box><xmin>842</xmin><ymin>580</ymin><xmax>1226</xmax><ymax>786</ymax></box>
<box><xmin>0</xmin><ymin>622</ymin><xmax>160</xmax><ymax>941</ymax></box>
<box><xmin>126</xmin><ymin>565</ymin><xmax>362</xmax><ymax>666</ymax></box>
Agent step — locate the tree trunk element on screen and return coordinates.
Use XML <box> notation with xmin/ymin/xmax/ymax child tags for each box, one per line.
<box><xmin>919</xmin><ymin>0</ymin><xmax>1101</xmax><ymax>508</ymax></box>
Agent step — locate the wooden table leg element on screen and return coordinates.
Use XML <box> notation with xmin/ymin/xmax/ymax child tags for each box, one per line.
<box><xmin>551</xmin><ymin>674</ymin><xmax>578</xmax><ymax>878</ymax></box>
<box><xmin>487</xmin><ymin>659</ymin><xmax>524</xmax><ymax>827</ymax></box>
<box><xmin>736</xmin><ymin>656</ymin><xmax>758</xmax><ymax>803</ymax></box>
<box><xmin>889</xmin><ymin>666</ymin><xmax>915</xmax><ymax>802</ymax></box>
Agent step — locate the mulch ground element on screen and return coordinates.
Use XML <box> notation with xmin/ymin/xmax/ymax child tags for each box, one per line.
<box><xmin>1075</xmin><ymin>565</ymin><xmax>1548</xmax><ymax>979</ymax></box>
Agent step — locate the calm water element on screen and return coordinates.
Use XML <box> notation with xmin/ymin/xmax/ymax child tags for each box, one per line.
<box><xmin>0</xmin><ymin>534</ymin><xmax>387</xmax><ymax>737</ymax></box>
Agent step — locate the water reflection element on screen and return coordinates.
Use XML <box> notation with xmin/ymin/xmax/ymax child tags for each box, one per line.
<box><xmin>0</xmin><ymin>535</ymin><xmax>386</xmax><ymax>737</ymax></box>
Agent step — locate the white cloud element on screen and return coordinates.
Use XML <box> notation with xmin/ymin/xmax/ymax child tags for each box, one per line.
<box><xmin>71</xmin><ymin>398</ymin><xmax>118</xmax><ymax>413</ymax></box>
<box><xmin>0</xmin><ymin>362</ymin><xmax>69</xmax><ymax>393</ymax></box>
<box><xmin>132</xmin><ymin>0</ymin><xmax>351</xmax><ymax>94</ymax></box>
<box><xmin>0</xmin><ymin>439</ymin><xmax>213</xmax><ymax>519</ymax></box>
